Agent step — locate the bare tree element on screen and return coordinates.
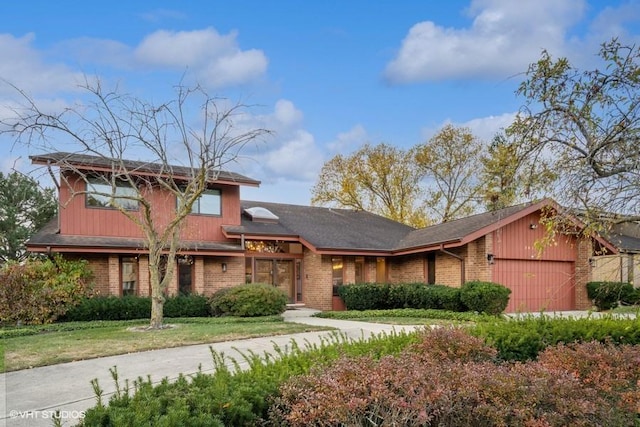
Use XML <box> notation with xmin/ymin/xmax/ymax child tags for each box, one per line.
<box><xmin>1</xmin><ymin>80</ymin><xmax>271</xmax><ymax>328</ymax></box>
<box><xmin>509</xmin><ymin>39</ymin><xmax>640</xmax><ymax>229</ymax></box>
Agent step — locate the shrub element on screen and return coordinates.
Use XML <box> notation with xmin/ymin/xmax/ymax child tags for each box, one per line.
<box><xmin>164</xmin><ymin>294</ymin><xmax>211</xmax><ymax>317</ymax></box>
<box><xmin>0</xmin><ymin>255</ymin><xmax>93</xmax><ymax>325</ymax></box>
<box><xmin>424</xmin><ymin>284</ymin><xmax>464</xmax><ymax>311</ymax></box>
<box><xmin>460</xmin><ymin>281</ymin><xmax>511</xmax><ymax>314</ymax></box>
<box><xmin>586</xmin><ymin>281</ymin><xmax>639</xmax><ymax>310</ymax></box>
<box><xmin>471</xmin><ymin>315</ymin><xmax>640</xmax><ymax>361</ymax></box>
<box><xmin>270</xmin><ymin>329</ymin><xmax>632</xmax><ymax>426</ymax></box>
<box><xmin>210</xmin><ymin>283</ymin><xmax>287</xmax><ymax>317</ymax></box>
<box><xmin>61</xmin><ymin>296</ymin><xmax>151</xmax><ymax>321</ymax></box>
<box><xmin>337</xmin><ymin>283</ymin><xmax>391</xmax><ymax>310</ymax></box>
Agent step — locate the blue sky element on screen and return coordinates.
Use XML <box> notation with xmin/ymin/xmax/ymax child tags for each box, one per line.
<box><xmin>1</xmin><ymin>0</ymin><xmax>639</xmax><ymax>205</ymax></box>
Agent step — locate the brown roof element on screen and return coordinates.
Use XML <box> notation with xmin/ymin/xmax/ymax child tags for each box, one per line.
<box><xmin>30</xmin><ymin>152</ymin><xmax>260</xmax><ymax>186</ymax></box>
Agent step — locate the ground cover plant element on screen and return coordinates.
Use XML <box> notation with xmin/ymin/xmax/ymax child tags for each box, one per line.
<box><xmin>314</xmin><ymin>307</ymin><xmax>500</xmax><ymax>324</ymax></box>
<box><xmin>0</xmin><ymin>316</ymin><xmax>331</xmax><ymax>372</ymax></box>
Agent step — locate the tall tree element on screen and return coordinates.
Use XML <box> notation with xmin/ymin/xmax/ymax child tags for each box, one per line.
<box><xmin>414</xmin><ymin>124</ymin><xmax>482</xmax><ymax>222</ymax></box>
<box><xmin>0</xmin><ymin>172</ymin><xmax>57</xmax><ymax>263</ymax></box>
<box><xmin>509</xmin><ymin>39</ymin><xmax>640</xmax><ymax>227</ymax></box>
<box><xmin>479</xmin><ymin>131</ymin><xmax>557</xmax><ymax>211</ymax></box>
<box><xmin>311</xmin><ymin>143</ymin><xmax>429</xmax><ymax>227</ymax></box>
<box><xmin>2</xmin><ymin>81</ymin><xmax>270</xmax><ymax>329</ymax></box>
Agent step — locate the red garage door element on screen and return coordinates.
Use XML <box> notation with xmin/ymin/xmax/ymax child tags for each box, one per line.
<box><xmin>493</xmin><ymin>259</ymin><xmax>575</xmax><ymax>313</ymax></box>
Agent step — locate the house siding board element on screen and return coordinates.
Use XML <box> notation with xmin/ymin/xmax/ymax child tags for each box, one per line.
<box><xmin>60</xmin><ymin>171</ymin><xmax>240</xmax><ymax>243</ymax></box>
<box><xmin>495</xmin><ymin>259</ymin><xmax>575</xmax><ymax>312</ymax></box>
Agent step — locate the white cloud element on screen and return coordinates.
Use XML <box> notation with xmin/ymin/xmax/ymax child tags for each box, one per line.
<box><xmin>327</xmin><ymin>124</ymin><xmax>368</xmax><ymax>153</ymax></box>
<box><xmin>384</xmin><ymin>0</ymin><xmax>585</xmax><ymax>83</ymax></box>
<box><xmin>0</xmin><ymin>33</ymin><xmax>84</xmax><ymax>95</ymax></box>
<box><xmin>263</xmin><ymin>130</ymin><xmax>323</xmax><ymax>181</ymax></box>
<box><xmin>134</xmin><ymin>28</ymin><xmax>268</xmax><ymax>87</ymax></box>
<box><xmin>421</xmin><ymin>112</ymin><xmax>516</xmax><ymax>144</ymax></box>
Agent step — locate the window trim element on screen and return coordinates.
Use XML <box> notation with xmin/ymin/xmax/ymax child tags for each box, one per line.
<box><xmin>179</xmin><ymin>188</ymin><xmax>222</xmax><ymax>217</ymax></box>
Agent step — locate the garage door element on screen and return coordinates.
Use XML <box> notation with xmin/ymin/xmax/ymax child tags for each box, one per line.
<box><xmin>493</xmin><ymin>259</ymin><xmax>575</xmax><ymax>313</ymax></box>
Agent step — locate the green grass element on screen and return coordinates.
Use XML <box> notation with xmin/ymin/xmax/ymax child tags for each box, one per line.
<box><xmin>1</xmin><ymin>316</ymin><xmax>332</xmax><ymax>372</ymax></box>
<box><xmin>315</xmin><ymin>308</ymin><xmax>501</xmax><ymax>324</ymax></box>
<box><xmin>609</xmin><ymin>305</ymin><xmax>640</xmax><ymax>315</ymax></box>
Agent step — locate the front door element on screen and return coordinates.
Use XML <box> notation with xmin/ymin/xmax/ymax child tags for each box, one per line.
<box><xmin>254</xmin><ymin>259</ymin><xmax>296</xmax><ymax>303</ymax></box>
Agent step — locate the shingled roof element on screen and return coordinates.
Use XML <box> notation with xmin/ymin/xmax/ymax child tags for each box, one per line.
<box><xmin>223</xmin><ymin>201</ymin><xmax>416</xmax><ymax>253</ymax></box>
<box><xmin>605</xmin><ymin>222</ymin><xmax>640</xmax><ymax>253</ymax></box>
<box><xmin>30</xmin><ymin>152</ymin><xmax>260</xmax><ymax>186</ymax></box>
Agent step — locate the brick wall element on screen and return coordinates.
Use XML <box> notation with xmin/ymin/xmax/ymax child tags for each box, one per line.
<box><xmin>388</xmin><ymin>254</ymin><xmax>425</xmax><ymax>283</ymax></box>
<box><xmin>203</xmin><ymin>257</ymin><xmax>245</xmax><ymax>295</ymax></box>
<box><xmin>465</xmin><ymin>236</ymin><xmax>492</xmax><ymax>282</ymax></box>
<box><xmin>575</xmin><ymin>237</ymin><xmax>593</xmax><ymax>309</ymax></box>
<box><xmin>138</xmin><ymin>256</ymin><xmax>150</xmax><ymax>296</ymax></box>
<box><xmin>84</xmin><ymin>255</ymin><xmax>110</xmax><ymax>295</ymax></box>
<box><xmin>436</xmin><ymin>248</ymin><xmax>465</xmax><ymax>287</ymax></box>
<box><xmin>303</xmin><ymin>250</ymin><xmax>333</xmax><ymax>311</ymax></box>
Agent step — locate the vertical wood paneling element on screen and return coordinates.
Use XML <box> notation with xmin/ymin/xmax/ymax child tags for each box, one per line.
<box><xmin>59</xmin><ymin>171</ymin><xmax>242</xmax><ymax>242</ymax></box>
<box><xmin>494</xmin><ymin>259</ymin><xmax>575</xmax><ymax>312</ymax></box>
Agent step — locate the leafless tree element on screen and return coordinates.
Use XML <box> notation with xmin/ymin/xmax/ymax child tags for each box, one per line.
<box><xmin>1</xmin><ymin>80</ymin><xmax>271</xmax><ymax>328</ymax></box>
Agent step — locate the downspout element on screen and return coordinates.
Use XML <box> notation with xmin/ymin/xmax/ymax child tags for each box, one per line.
<box><xmin>439</xmin><ymin>244</ymin><xmax>465</xmax><ymax>284</ymax></box>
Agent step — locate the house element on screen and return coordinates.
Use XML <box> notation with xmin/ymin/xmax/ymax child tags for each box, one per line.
<box><xmin>591</xmin><ymin>222</ymin><xmax>640</xmax><ymax>288</ymax></box>
<box><xmin>27</xmin><ymin>152</ymin><xmax>615</xmax><ymax>313</ymax></box>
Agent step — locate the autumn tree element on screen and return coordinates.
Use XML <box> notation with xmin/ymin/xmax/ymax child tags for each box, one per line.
<box><xmin>479</xmin><ymin>130</ymin><xmax>557</xmax><ymax>211</ymax></box>
<box><xmin>311</xmin><ymin>143</ymin><xmax>429</xmax><ymax>227</ymax></box>
<box><xmin>1</xmin><ymin>81</ymin><xmax>270</xmax><ymax>329</ymax></box>
<box><xmin>509</xmin><ymin>39</ymin><xmax>640</xmax><ymax>227</ymax></box>
<box><xmin>414</xmin><ymin>124</ymin><xmax>482</xmax><ymax>222</ymax></box>
<box><xmin>0</xmin><ymin>171</ymin><xmax>57</xmax><ymax>263</ymax></box>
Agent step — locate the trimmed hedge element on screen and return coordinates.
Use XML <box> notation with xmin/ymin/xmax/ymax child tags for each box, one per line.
<box><xmin>60</xmin><ymin>294</ymin><xmax>211</xmax><ymax>322</ymax></box>
<box><xmin>586</xmin><ymin>281</ymin><xmax>640</xmax><ymax>310</ymax></box>
<box><xmin>210</xmin><ymin>283</ymin><xmax>288</xmax><ymax>317</ymax></box>
<box><xmin>460</xmin><ymin>281</ymin><xmax>511</xmax><ymax>314</ymax></box>
<box><xmin>338</xmin><ymin>282</ymin><xmax>465</xmax><ymax>312</ymax></box>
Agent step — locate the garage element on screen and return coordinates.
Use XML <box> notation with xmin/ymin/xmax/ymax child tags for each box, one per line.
<box><xmin>493</xmin><ymin>259</ymin><xmax>576</xmax><ymax>313</ymax></box>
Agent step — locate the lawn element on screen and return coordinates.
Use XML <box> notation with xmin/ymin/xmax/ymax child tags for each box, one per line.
<box><xmin>0</xmin><ymin>316</ymin><xmax>331</xmax><ymax>372</ymax></box>
<box><xmin>314</xmin><ymin>308</ymin><xmax>501</xmax><ymax>325</ymax></box>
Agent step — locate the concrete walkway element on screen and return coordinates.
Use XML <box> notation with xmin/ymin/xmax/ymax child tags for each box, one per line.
<box><xmin>1</xmin><ymin>309</ymin><xmax>422</xmax><ymax>427</ymax></box>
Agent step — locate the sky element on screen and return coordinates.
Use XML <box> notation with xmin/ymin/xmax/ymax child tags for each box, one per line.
<box><xmin>1</xmin><ymin>0</ymin><xmax>639</xmax><ymax>206</ymax></box>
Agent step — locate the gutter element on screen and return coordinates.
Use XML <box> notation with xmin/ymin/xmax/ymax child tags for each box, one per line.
<box><xmin>439</xmin><ymin>244</ymin><xmax>465</xmax><ymax>283</ymax></box>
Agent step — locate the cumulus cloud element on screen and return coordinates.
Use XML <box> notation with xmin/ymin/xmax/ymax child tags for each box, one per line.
<box><xmin>327</xmin><ymin>124</ymin><xmax>368</xmax><ymax>153</ymax></box>
<box><xmin>133</xmin><ymin>28</ymin><xmax>268</xmax><ymax>87</ymax></box>
<box><xmin>0</xmin><ymin>33</ymin><xmax>84</xmax><ymax>95</ymax></box>
<box><xmin>384</xmin><ymin>0</ymin><xmax>586</xmax><ymax>83</ymax></box>
<box><xmin>421</xmin><ymin>112</ymin><xmax>516</xmax><ymax>144</ymax></box>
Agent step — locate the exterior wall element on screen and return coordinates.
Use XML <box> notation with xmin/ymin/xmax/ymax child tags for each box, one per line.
<box><xmin>58</xmin><ymin>171</ymin><xmax>241</xmax><ymax>242</ymax></box>
<box><xmin>465</xmin><ymin>235</ymin><xmax>492</xmax><ymax>282</ymax></box>
<box><xmin>203</xmin><ymin>257</ymin><xmax>245</xmax><ymax>294</ymax></box>
<box><xmin>388</xmin><ymin>254</ymin><xmax>425</xmax><ymax>283</ymax></box>
<box><xmin>84</xmin><ymin>255</ymin><xmax>110</xmax><ymax>295</ymax></box>
<box><xmin>592</xmin><ymin>254</ymin><xmax>640</xmax><ymax>287</ymax></box>
<box><xmin>436</xmin><ymin>248</ymin><xmax>465</xmax><ymax>287</ymax></box>
<box><xmin>302</xmin><ymin>251</ymin><xmax>333</xmax><ymax>311</ymax></box>
<box><xmin>575</xmin><ymin>238</ymin><xmax>593</xmax><ymax>309</ymax></box>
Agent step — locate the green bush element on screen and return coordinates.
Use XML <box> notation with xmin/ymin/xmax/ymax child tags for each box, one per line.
<box><xmin>586</xmin><ymin>281</ymin><xmax>639</xmax><ymax>310</ymax></box>
<box><xmin>460</xmin><ymin>281</ymin><xmax>511</xmax><ymax>314</ymax></box>
<box><xmin>338</xmin><ymin>283</ymin><xmax>391</xmax><ymax>310</ymax></box>
<box><xmin>164</xmin><ymin>294</ymin><xmax>211</xmax><ymax>317</ymax></box>
<box><xmin>471</xmin><ymin>315</ymin><xmax>640</xmax><ymax>361</ymax></box>
<box><xmin>61</xmin><ymin>294</ymin><xmax>212</xmax><ymax>321</ymax></box>
<box><xmin>0</xmin><ymin>255</ymin><xmax>93</xmax><ymax>325</ymax></box>
<box><xmin>339</xmin><ymin>283</ymin><xmax>465</xmax><ymax>311</ymax></box>
<box><xmin>210</xmin><ymin>283</ymin><xmax>287</xmax><ymax>317</ymax></box>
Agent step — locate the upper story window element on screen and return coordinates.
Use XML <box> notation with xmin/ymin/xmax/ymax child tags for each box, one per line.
<box><xmin>86</xmin><ymin>178</ymin><xmax>138</xmax><ymax>210</ymax></box>
<box><xmin>190</xmin><ymin>189</ymin><xmax>221</xmax><ymax>216</ymax></box>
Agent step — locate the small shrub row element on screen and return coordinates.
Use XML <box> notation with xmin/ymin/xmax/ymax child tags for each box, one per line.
<box><xmin>210</xmin><ymin>283</ymin><xmax>288</xmax><ymax>317</ymax></box>
<box><xmin>314</xmin><ymin>308</ymin><xmax>500</xmax><ymax>323</ymax></box>
<box><xmin>61</xmin><ymin>294</ymin><xmax>211</xmax><ymax>321</ymax></box>
<box><xmin>586</xmin><ymin>281</ymin><xmax>640</xmax><ymax>310</ymax></box>
<box><xmin>337</xmin><ymin>281</ymin><xmax>510</xmax><ymax>314</ymax></box>
<box><xmin>471</xmin><ymin>315</ymin><xmax>640</xmax><ymax>361</ymax></box>
<box><xmin>0</xmin><ymin>256</ymin><xmax>93</xmax><ymax>325</ymax></box>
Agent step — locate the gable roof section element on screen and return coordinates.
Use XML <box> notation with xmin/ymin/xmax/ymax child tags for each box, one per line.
<box><xmin>30</xmin><ymin>152</ymin><xmax>260</xmax><ymax>187</ymax></box>
<box><xmin>605</xmin><ymin>222</ymin><xmax>640</xmax><ymax>253</ymax></box>
<box><xmin>223</xmin><ymin>201</ymin><xmax>416</xmax><ymax>254</ymax></box>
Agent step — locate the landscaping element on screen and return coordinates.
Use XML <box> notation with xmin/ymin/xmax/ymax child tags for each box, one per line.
<box><xmin>76</xmin><ymin>314</ymin><xmax>640</xmax><ymax>426</ymax></box>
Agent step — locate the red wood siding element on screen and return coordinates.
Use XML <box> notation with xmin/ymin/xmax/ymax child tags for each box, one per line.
<box><xmin>494</xmin><ymin>259</ymin><xmax>575</xmax><ymax>312</ymax></box>
<box><xmin>59</xmin><ymin>172</ymin><xmax>241</xmax><ymax>241</ymax></box>
<box><xmin>492</xmin><ymin>212</ymin><xmax>578</xmax><ymax>261</ymax></box>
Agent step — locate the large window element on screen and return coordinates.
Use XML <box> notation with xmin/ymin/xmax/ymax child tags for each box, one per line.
<box><xmin>190</xmin><ymin>189</ymin><xmax>221</xmax><ymax>216</ymax></box>
<box><xmin>86</xmin><ymin>178</ymin><xmax>138</xmax><ymax>210</ymax></box>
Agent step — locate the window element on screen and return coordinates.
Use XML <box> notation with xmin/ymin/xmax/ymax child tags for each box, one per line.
<box><xmin>121</xmin><ymin>257</ymin><xmax>137</xmax><ymax>296</ymax></box>
<box><xmin>191</xmin><ymin>189</ymin><xmax>221</xmax><ymax>215</ymax></box>
<box><xmin>426</xmin><ymin>253</ymin><xmax>436</xmax><ymax>285</ymax></box>
<box><xmin>86</xmin><ymin>178</ymin><xmax>138</xmax><ymax>210</ymax></box>
<box><xmin>332</xmin><ymin>257</ymin><xmax>343</xmax><ymax>296</ymax></box>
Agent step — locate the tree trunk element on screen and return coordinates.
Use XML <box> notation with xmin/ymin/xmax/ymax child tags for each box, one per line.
<box><xmin>149</xmin><ymin>294</ymin><xmax>165</xmax><ymax>329</ymax></box>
